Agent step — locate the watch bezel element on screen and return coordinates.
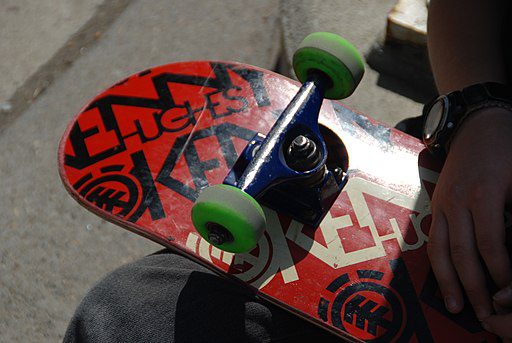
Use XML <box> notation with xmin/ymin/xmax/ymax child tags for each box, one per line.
<box><xmin>422</xmin><ymin>95</ymin><xmax>449</xmax><ymax>147</ymax></box>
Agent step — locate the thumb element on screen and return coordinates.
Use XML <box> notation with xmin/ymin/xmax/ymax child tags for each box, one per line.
<box><xmin>483</xmin><ymin>313</ymin><xmax>512</xmax><ymax>339</ymax></box>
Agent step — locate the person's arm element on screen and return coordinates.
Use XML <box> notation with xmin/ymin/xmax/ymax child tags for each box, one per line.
<box><xmin>428</xmin><ymin>0</ymin><xmax>507</xmax><ymax>92</ymax></box>
<box><xmin>426</xmin><ymin>0</ymin><xmax>512</xmax><ymax>339</ymax></box>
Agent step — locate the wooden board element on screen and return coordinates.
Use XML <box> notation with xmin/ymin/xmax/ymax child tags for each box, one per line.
<box><xmin>59</xmin><ymin>61</ymin><xmax>496</xmax><ymax>342</ymax></box>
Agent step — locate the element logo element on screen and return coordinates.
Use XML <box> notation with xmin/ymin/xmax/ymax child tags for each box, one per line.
<box><xmin>74</xmin><ymin>165</ymin><xmax>143</xmax><ymax>220</ymax></box>
<box><xmin>318</xmin><ymin>270</ymin><xmax>405</xmax><ymax>342</ymax></box>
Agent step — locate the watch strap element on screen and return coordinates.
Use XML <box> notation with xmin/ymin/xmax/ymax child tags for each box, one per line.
<box><xmin>446</xmin><ymin>98</ymin><xmax>512</xmax><ymax>150</ymax></box>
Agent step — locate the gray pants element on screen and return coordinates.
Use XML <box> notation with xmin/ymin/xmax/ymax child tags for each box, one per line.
<box><xmin>64</xmin><ymin>250</ymin><xmax>339</xmax><ymax>342</ymax></box>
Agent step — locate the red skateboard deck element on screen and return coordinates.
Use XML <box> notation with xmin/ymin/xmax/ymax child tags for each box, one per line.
<box><xmin>58</xmin><ymin>61</ymin><xmax>498</xmax><ymax>342</ymax></box>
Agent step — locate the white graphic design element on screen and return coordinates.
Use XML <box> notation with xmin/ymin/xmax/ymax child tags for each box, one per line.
<box><xmin>186</xmin><ymin>168</ymin><xmax>439</xmax><ymax>288</ymax></box>
<box><xmin>186</xmin><ymin>208</ymin><xmax>298</xmax><ymax>289</ymax></box>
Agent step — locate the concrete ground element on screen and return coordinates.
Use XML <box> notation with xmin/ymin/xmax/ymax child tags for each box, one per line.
<box><xmin>0</xmin><ymin>0</ymin><xmax>428</xmax><ymax>341</ymax></box>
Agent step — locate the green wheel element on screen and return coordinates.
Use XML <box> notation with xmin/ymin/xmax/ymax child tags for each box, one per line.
<box><xmin>293</xmin><ymin>32</ymin><xmax>365</xmax><ymax>100</ymax></box>
<box><xmin>191</xmin><ymin>184</ymin><xmax>266</xmax><ymax>253</ymax></box>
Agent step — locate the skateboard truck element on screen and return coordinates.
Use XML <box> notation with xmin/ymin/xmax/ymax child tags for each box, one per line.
<box><xmin>192</xmin><ymin>32</ymin><xmax>365</xmax><ymax>253</ymax></box>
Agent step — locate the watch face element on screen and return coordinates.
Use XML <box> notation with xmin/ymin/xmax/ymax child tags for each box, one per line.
<box><xmin>424</xmin><ymin>97</ymin><xmax>447</xmax><ymax>141</ymax></box>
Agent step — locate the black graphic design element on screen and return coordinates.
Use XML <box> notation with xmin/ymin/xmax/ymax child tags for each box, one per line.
<box><xmin>72</xmin><ymin>123</ymin><xmax>257</xmax><ymax>222</ymax></box>
<box><xmin>75</xmin><ymin>169</ymin><xmax>141</xmax><ymax>218</ymax></box>
<box><xmin>66</xmin><ymin>62</ymin><xmax>270</xmax><ymax>223</ymax></box>
<box><xmin>157</xmin><ymin>122</ymin><xmax>256</xmax><ymax>202</ymax></box>
<box><xmin>318</xmin><ymin>259</ymin><xmax>433</xmax><ymax>342</ymax></box>
<box><xmin>65</xmin><ymin>63</ymin><xmax>268</xmax><ymax>170</ymax></box>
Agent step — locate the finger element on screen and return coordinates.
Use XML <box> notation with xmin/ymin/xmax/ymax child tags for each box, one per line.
<box><xmin>494</xmin><ymin>283</ymin><xmax>512</xmax><ymax>308</ymax></box>
<box><xmin>494</xmin><ymin>302</ymin><xmax>509</xmax><ymax>315</ymax></box>
<box><xmin>447</xmin><ymin>208</ymin><xmax>493</xmax><ymax>320</ymax></box>
<box><xmin>473</xmin><ymin>196</ymin><xmax>512</xmax><ymax>288</ymax></box>
<box><xmin>483</xmin><ymin>313</ymin><xmax>512</xmax><ymax>339</ymax></box>
<box><xmin>427</xmin><ymin>209</ymin><xmax>464</xmax><ymax>313</ymax></box>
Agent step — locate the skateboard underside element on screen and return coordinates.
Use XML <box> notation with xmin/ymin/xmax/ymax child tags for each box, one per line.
<box><xmin>59</xmin><ymin>61</ymin><xmax>497</xmax><ymax>342</ymax></box>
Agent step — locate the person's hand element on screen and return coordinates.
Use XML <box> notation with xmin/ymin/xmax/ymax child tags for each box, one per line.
<box><xmin>482</xmin><ymin>283</ymin><xmax>512</xmax><ymax>340</ymax></box>
<box><xmin>427</xmin><ymin>107</ymin><xmax>512</xmax><ymax>325</ymax></box>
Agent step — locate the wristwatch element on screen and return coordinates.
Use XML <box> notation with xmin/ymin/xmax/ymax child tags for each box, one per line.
<box><xmin>422</xmin><ymin>82</ymin><xmax>512</xmax><ymax>156</ymax></box>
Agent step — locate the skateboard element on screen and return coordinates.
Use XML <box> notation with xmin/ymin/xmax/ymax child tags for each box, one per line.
<box><xmin>58</xmin><ymin>33</ymin><xmax>498</xmax><ymax>342</ymax></box>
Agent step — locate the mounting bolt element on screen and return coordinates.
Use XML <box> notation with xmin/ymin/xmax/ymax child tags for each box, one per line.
<box><xmin>286</xmin><ymin>135</ymin><xmax>322</xmax><ymax>171</ymax></box>
<box><xmin>208</xmin><ymin>232</ymin><xmax>224</xmax><ymax>245</ymax></box>
<box><xmin>303</xmin><ymin>208</ymin><xmax>316</xmax><ymax>220</ymax></box>
<box><xmin>206</xmin><ymin>222</ymin><xmax>233</xmax><ymax>245</ymax></box>
<box><xmin>289</xmin><ymin>135</ymin><xmax>311</xmax><ymax>154</ymax></box>
<box><xmin>333</xmin><ymin>167</ymin><xmax>346</xmax><ymax>183</ymax></box>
